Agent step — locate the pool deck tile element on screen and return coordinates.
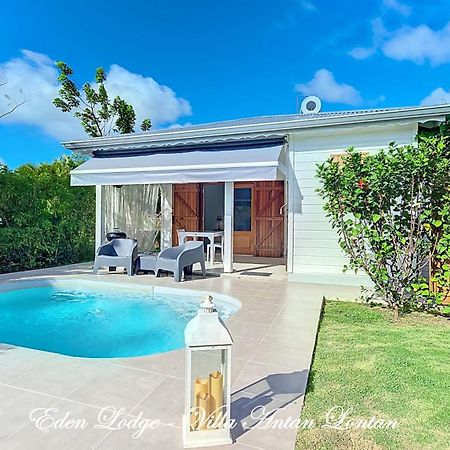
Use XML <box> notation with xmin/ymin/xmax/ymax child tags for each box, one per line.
<box><xmin>0</xmin><ymin>385</ymin><xmax>59</xmax><ymax>442</ymax></box>
<box><xmin>0</xmin><ymin>263</ymin><xmax>361</xmax><ymax>449</ymax></box>
<box><xmin>110</xmin><ymin>349</ymin><xmax>185</xmax><ymax>376</ymax></box>
<box><xmin>0</xmin><ymin>346</ymin><xmax>57</xmax><ymax>385</ymax></box>
<box><xmin>66</xmin><ymin>364</ymin><xmax>167</xmax><ymax>413</ymax></box>
<box><xmin>12</xmin><ymin>354</ymin><xmax>108</xmax><ymax>398</ymax></box>
<box><xmin>4</xmin><ymin>399</ymin><xmax>112</xmax><ymax>450</ymax></box>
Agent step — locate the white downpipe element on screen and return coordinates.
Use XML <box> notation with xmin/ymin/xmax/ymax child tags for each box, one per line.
<box><xmin>223</xmin><ymin>182</ymin><xmax>234</xmax><ymax>273</ymax></box>
<box><xmin>95</xmin><ymin>185</ymin><xmax>105</xmax><ymax>254</ymax></box>
<box><xmin>286</xmin><ymin>139</ymin><xmax>295</xmax><ymax>273</ymax></box>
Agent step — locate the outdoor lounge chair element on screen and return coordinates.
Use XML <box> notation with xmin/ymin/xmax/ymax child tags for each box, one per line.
<box><xmin>93</xmin><ymin>238</ymin><xmax>138</xmax><ymax>276</ymax></box>
<box><xmin>155</xmin><ymin>241</ymin><xmax>206</xmax><ymax>282</ymax></box>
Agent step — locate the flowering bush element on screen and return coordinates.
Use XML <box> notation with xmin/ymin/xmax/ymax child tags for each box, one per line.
<box><xmin>317</xmin><ymin>135</ymin><xmax>450</xmax><ymax>316</ymax></box>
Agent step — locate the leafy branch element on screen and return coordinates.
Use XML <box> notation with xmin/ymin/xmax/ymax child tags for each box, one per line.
<box><xmin>53</xmin><ymin>62</ymin><xmax>151</xmax><ymax>137</ymax></box>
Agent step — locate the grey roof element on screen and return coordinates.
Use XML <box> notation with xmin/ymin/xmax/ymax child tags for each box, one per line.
<box><xmin>63</xmin><ymin>104</ymin><xmax>450</xmax><ymax>153</ymax></box>
<box><xmin>136</xmin><ymin>107</ymin><xmax>409</xmax><ymax>135</ymax></box>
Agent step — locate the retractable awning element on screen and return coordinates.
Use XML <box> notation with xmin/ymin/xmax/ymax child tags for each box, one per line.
<box><xmin>70</xmin><ymin>143</ymin><xmax>285</xmax><ymax>186</ymax></box>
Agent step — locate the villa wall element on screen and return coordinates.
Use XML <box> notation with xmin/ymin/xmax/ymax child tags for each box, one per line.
<box><xmin>287</xmin><ymin>121</ymin><xmax>418</xmax><ymax>286</ymax></box>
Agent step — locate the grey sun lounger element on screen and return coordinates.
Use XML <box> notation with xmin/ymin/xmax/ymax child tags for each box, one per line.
<box><xmin>155</xmin><ymin>241</ymin><xmax>206</xmax><ymax>282</ymax></box>
<box><xmin>93</xmin><ymin>238</ymin><xmax>138</xmax><ymax>276</ymax></box>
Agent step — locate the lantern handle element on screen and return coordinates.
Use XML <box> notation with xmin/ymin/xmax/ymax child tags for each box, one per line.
<box><xmin>200</xmin><ymin>295</ymin><xmax>216</xmax><ymax>313</ymax></box>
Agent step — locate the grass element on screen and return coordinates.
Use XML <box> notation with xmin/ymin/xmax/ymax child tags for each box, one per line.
<box><xmin>296</xmin><ymin>301</ymin><xmax>450</xmax><ymax>450</ymax></box>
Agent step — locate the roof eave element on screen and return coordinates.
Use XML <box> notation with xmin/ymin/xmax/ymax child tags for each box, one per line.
<box><xmin>63</xmin><ymin>104</ymin><xmax>450</xmax><ymax>153</ymax></box>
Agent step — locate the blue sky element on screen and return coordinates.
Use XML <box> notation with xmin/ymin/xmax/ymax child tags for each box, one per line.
<box><xmin>1</xmin><ymin>0</ymin><xmax>450</xmax><ymax>167</ymax></box>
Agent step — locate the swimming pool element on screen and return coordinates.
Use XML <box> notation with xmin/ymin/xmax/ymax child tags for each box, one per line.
<box><xmin>0</xmin><ymin>279</ymin><xmax>240</xmax><ymax>358</ymax></box>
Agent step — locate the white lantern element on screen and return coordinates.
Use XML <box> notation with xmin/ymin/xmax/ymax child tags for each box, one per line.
<box><xmin>183</xmin><ymin>295</ymin><xmax>233</xmax><ymax>448</ymax></box>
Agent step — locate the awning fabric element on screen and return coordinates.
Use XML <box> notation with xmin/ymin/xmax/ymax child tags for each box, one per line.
<box><xmin>70</xmin><ymin>144</ymin><xmax>285</xmax><ymax>186</ymax></box>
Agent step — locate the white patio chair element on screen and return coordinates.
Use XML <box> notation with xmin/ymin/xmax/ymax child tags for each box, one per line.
<box><xmin>207</xmin><ymin>236</ymin><xmax>223</xmax><ymax>263</ymax></box>
<box><xmin>176</xmin><ymin>228</ymin><xmax>186</xmax><ymax>245</ymax></box>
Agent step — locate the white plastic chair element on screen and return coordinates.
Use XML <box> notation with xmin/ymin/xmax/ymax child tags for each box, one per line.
<box><xmin>176</xmin><ymin>228</ymin><xmax>186</xmax><ymax>245</ymax></box>
<box><xmin>207</xmin><ymin>236</ymin><xmax>223</xmax><ymax>263</ymax></box>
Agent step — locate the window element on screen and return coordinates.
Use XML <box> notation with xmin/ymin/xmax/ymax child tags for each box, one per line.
<box><xmin>234</xmin><ymin>188</ymin><xmax>251</xmax><ymax>231</ymax></box>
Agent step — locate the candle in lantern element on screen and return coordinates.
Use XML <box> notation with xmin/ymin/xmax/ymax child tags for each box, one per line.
<box><xmin>197</xmin><ymin>392</ymin><xmax>211</xmax><ymax>430</ymax></box>
<box><xmin>209</xmin><ymin>371</ymin><xmax>224</xmax><ymax>426</ymax></box>
<box><xmin>191</xmin><ymin>378</ymin><xmax>209</xmax><ymax>430</ymax></box>
<box><xmin>183</xmin><ymin>295</ymin><xmax>233</xmax><ymax>447</ymax></box>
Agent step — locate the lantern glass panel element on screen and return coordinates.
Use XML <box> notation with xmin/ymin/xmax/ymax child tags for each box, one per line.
<box><xmin>190</xmin><ymin>348</ymin><xmax>228</xmax><ymax>432</ymax></box>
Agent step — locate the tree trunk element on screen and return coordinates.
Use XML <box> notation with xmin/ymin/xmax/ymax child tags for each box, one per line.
<box><xmin>393</xmin><ymin>304</ymin><xmax>400</xmax><ymax>321</ymax></box>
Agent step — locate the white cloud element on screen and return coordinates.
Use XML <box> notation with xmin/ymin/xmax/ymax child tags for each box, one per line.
<box><xmin>295</xmin><ymin>69</ymin><xmax>363</xmax><ymax>106</ymax></box>
<box><xmin>349</xmin><ymin>18</ymin><xmax>387</xmax><ymax>60</ymax></box>
<box><xmin>300</xmin><ymin>1</ymin><xmax>317</xmax><ymax>12</ymax></box>
<box><xmin>350</xmin><ymin>18</ymin><xmax>450</xmax><ymax>66</ymax></box>
<box><xmin>0</xmin><ymin>50</ymin><xmax>80</xmax><ymax>140</ymax></box>
<box><xmin>382</xmin><ymin>0</ymin><xmax>411</xmax><ymax>17</ymax></box>
<box><xmin>0</xmin><ymin>50</ymin><xmax>192</xmax><ymax>141</ymax></box>
<box><xmin>103</xmin><ymin>64</ymin><xmax>191</xmax><ymax>129</ymax></box>
<box><xmin>420</xmin><ymin>87</ymin><xmax>450</xmax><ymax>106</ymax></box>
<box><xmin>274</xmin><ymin>0</ymin><xmax>317</xmax><ymax>29</ymax></box>
<box><xmin>166</xmin><ymin>122</ymin><xmax>193</xmax><ymax>129</ymax></box>
<box><xmin>348</xmin><ymin>46</ymin><xmax>377</xmax><ymax>60</ymax></box>
<box><xmin>382</xmin><ymin>22</ymin><xmax>450</xmax><ymax>65</ymax></box>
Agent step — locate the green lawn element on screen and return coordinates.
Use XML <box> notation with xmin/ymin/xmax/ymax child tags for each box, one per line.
<box><xmin>296</xmin><ymin>301</ymin><xmax>450</xmax><ymax>450</ymax></box>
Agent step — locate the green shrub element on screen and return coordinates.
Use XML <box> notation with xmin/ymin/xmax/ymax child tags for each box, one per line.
<box><xmin>0</xmin><ymin>155</ymin><xmax>95</xmax><ymax>273</ymax></box>
<box><xmin>317</xmin><ymin>135</ymin><xmax>450</xmax><ymax>316</ymax></box>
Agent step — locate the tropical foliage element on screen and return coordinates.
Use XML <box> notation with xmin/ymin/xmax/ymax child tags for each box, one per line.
<box><xmin>428</xmin><ymin>192</ymin><xmax>450</xmax><ymax>302</ymax></box>
<box><xmin>0</xmin><ymin>156</ymin><xmax>95</xmax><ymax>274</ymax></box>
<box><xmin>317</xmin><ymin>133</ymin><xmax>450</xmax><ymax>315</ymax></box>
<box><xmin>53</xmin><ymin>62</ymin><xmax>151</xmax><ymax>137</ymax></box>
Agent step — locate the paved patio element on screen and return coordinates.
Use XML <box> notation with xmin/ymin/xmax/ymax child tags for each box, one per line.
<box><xmin>0</xmin><ymin>263</ymin><xmax>360</xmax><ymax>449</ymax></box>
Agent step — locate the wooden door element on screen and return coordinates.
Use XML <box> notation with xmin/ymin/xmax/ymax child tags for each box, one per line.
<box><xmin>172</xmin><ymin>184</ymin><xmax>202</xmax><ymax>245</ymax></box>
<box><xmin>254</xmin><ymin>181</ymin><xmax>285</xmax><ymax>257</ymax></box>
<box><xmin>233</xmin><ymin>182</ymin><xmax>254</xmax><ymax>254</ymax></box>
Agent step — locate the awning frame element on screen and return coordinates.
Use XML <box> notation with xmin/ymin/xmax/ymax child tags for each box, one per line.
<box><xmin>71</xmin><ymin>140</ymin><xmax>287</xmax><ymax>186</ymax></box>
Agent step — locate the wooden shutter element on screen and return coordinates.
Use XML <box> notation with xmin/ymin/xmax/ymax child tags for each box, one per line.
<box><xmin>172</xmin><ymin>184</ymin><xmax>202</xmax><ymax>245</ymax></box>
<box><xmin>254</xmin><ymin>181</ymin><xmax>285</xmax><ymax>257</ymax></box>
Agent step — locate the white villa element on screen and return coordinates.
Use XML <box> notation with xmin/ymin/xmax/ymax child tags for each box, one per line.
<box><xmin>65</xmin><ymin>104</ymin><xmax>450</xmax><ymax>286</ymax></box>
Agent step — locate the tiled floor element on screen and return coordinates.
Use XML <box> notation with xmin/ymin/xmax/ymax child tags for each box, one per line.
<box><xmin>204</xmin><ymin>256</ymin><xmax>288</xmax><ymax>281</ymax></box>
<box><xmin>0</xmin><ymin>263</ymin><xmax>360</xmax><ymax>449</ymax></box>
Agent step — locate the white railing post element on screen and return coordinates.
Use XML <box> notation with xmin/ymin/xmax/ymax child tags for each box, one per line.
<box><xmin>223</xmin><ymin>182</ymin><xmax>234</xmax><ymax>273</ymax></box>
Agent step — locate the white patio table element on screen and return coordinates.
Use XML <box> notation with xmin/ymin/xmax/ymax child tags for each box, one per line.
<box><xmin>178</xmin><ymin>230</ymin><xmax>224</xmax><ymax>264</ymax></box>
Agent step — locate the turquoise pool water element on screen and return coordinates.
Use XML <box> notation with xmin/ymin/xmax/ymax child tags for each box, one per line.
<box><xmin>0</xmin><ymin>281</ymin><xmax>239</xmax><ymax>358</ymax></box>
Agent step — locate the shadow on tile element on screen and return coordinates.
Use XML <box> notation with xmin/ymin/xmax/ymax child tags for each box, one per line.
<box><xmin>230</xmin><ymin>369</ymin><xmax>308</xmax><ymax>441</ymax></box>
